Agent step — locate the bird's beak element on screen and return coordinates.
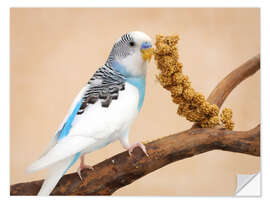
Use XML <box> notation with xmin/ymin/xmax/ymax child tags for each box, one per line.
<box><xmin>141</xmin><ymin>48</ymin><xmax>153</xmax><ymax>62</ymax></box>
<box><xmin>141</xmin><ymin>41</ymin><xmax>153</xmax><ymax>62</ymax></box>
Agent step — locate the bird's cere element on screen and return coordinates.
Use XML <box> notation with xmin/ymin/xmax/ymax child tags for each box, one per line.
<box><xmin>141</xmin><ymin>41</ymin><xmax>152</xmax><ymax>49</ymax></box>
<box><xmin>154</xmin><ymin>34</ymin><xmax>234</xmax><ymax>130</ymax></box>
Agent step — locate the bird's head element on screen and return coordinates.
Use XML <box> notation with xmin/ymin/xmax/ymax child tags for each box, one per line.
<box><xmin>107</xmin><ymin>31</ymin><xmax>152</xmax><ymax>77</ymax></box>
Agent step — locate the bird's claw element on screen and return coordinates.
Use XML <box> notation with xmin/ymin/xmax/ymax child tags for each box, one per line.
<box><xmin>128</xmin><ymin>142</ymin><xmax>149</xmax><ymax>157</ymax></box>
<box><xmin>76</xmin><ymin>164</ymin><xmax>94</xmax><ymax>180</ymax></box>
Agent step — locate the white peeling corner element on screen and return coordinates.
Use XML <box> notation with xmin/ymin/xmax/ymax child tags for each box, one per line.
<box><xmin>235</xmin><ymin>172</ymin><xmax>260</xmax><ymax>196</ymax></box>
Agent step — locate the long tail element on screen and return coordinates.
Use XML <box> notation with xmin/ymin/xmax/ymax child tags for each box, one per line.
<box><xmin>37</xmin><ymin>153</ymin><xmax>80</xmax><ymax>196</ymax></box>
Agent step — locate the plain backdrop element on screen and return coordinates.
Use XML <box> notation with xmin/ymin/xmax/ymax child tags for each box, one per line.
<box><xmin>10</xmin><ymin>8</ymin><xmax>260</xmax><ymax>196</ymax></box>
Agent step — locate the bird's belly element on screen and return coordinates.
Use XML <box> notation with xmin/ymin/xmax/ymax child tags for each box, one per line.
<box><xmin>69</xmin><ymin>82</ymin><xmax>139</xmax><ymax>141</ymax></box>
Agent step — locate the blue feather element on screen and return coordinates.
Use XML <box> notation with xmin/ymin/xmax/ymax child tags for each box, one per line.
<box><xmin>63</xmin><ymin>152</ymin><xmax>81</xmax><ymax>174</ymax></box>
<box><xmin>58</xmin><ymin>99</ymin><xmax>82</xmax><ymax>140</ymax></box>
<box><xmin>57</xmin><ymin>100</ymin><xmax>83</xmax><ymax>174</ymax></box>
<box><xmin>112</xmin><ymin>61</ymin><xmax>131</xmax><ymax>77</ymax></box>
<box><xmin>112</xmin><ymin>61</ymin><xmax>146</xmax><ymax>111</ymax></box>
<box><xmin>126</xmin><ymin>77</ymin><xmax>145</xmax><ymax>111</ymax></box>
<box><xmin>141</xmin><ymin>41</ymin><xmax>152</xmax><ymax>49</ymax></box>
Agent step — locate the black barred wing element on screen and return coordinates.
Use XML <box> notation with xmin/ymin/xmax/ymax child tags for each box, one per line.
<box><xmin>77</xmin><ymin>66</ymin><xmax>126</xmax><ymax>115</ymax></box>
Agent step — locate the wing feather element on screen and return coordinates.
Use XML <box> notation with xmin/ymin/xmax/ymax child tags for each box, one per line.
<box><xmin>28</xmin><ymin>66</ymin><xmax>128</xmax><ymax>172</ymax></box>
<box><xmin>27</xmin><ymin>136</ymin><xmax>96</xmax><ymax>172</ymax></box>
<box><xmin>38</xmin><ymin>86</ymin><xmax>88</xmax><ymax>157</ymax></box>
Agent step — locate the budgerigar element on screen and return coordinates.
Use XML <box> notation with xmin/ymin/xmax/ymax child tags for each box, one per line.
<box><xmin>27</xmin><ymin>31</ymin><xmax>152</xmax><ymax>196</ymax></box>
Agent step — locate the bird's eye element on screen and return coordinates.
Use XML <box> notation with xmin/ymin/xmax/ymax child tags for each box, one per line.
<box><xmin>129</xmin><ymin>41</ymin><xmax>135</xmax><ymax>47</ymax></box>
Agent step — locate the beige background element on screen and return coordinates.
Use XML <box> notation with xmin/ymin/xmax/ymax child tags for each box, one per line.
<box><xmin>10</xmin><ymin>8</ymin><xmax>260</xmax><ymax>196</ymax></box>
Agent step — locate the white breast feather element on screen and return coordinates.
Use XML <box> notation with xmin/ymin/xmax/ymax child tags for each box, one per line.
<box><xmin>27</xmin><ymin>83</ymin><xmax>139</xmax><ymax>171</ymax></box>
<box><xmin>69</xmin><ymin>82</ymin><xmax>139</xmax><ymax>141</ymax></box>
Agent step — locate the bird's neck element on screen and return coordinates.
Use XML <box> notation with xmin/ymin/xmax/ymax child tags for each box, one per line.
<box><xmin>111</xmin><ymin>60</ymin><xmax>146</xmax><ymax>78</ymax></box>
<box><xmin>126</xmin><ymin>76</ymin><xmax>146</xmax><ymax>112</ymax></box>
<box><xmin>109</xmin><ymin>60</ymin><xmax>146</xmax><ymax>111</ymax></box>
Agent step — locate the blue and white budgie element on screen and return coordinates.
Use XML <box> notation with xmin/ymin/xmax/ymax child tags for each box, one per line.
<box><xmin>27</xmin><ymin>31</ymin><xmax>152</xmax><ymax>196</ymax></box>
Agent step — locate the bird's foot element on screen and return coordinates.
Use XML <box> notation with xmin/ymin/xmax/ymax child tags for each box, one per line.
<box><xmin>77</xmin><ymin>164</ymin><xmax>94</xmax><ymax>180</ymax></box>
<box><xmin>128</xmin><ymin>142</ymin><xmax>149</xmax><ymax>157</ymax></box>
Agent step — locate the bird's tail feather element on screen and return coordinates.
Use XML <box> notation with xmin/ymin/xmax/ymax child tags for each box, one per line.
<box><xmin>37</xmin><ymin>153</ymin><xmax>80</xmax><ymax>196</ymax></box>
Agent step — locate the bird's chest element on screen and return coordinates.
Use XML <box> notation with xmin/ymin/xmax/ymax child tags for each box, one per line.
<box><xmin>71</xmin><ymin>82</ymin><xmax>140</xmax><ymax>140</ymax></box>
<box><xmin>108</xmin><ymin>82</ymin><xmax>140</xmax><ymax>137</ymax></box>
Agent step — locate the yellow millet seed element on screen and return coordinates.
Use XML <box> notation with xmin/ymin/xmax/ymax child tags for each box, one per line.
<box><xmin>182</xmin><ymin>88</ymin><xmax>196</xmax><ymax>101</ymax></box>
<box><xmin>201</xmin><ymin>116</ymin><xmax>219</xmax><ymax>128</ymax></box>
<box><xmin>200</xmin><ymin>101</ymin><xmax>212</xmax><ymax>114</ymax></box>
<box><xmin>209</xmin><ymin>104</ymin><xmax>219</xmax><ymax>116</ymax></box>
<box><xmin>186</xmin><ymin>111</ymin><xmax>205</xmax><ymax>122</ymax></box>
<box><xmin>156</xmin><ymin>75</ymin><xmax>173</xmax><ymax>88</ymax></box>
<box><xmin>192</xmin><ymin>93</ymin><xmax>205</xmax><ymax>106</ymax></box>
<box><xmin>170</xmin><ymin>86</ymin><xmax>183</xmax><ymax>97</ymax></box>
<box><xmin>221</xmin><ymin>108</ymin><xmax>235</xmax><ymax>130</ymax></box>
<box><xmin>154</xmin><ymin>34</ymin><xmax>234</xmax><ymax>129</ymax></box>
<box><xmin>177</xmin><ymin>102</ymin><xmax>190</xmax><ymax>116</ymax></box>
<box><xmin>173</xmin><ymin>96</ymin><xmax>186</xmax><ymax>106</ymax></box>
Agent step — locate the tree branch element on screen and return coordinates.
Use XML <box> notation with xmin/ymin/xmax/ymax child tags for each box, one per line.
<box><xmin>207</xmin><ymin>54</ymin><xmax>260</xmax><ymax>108</ymax></box>
<box><xmin>10</xmin><ymin>54</ymin><xmax>260</xmax><ymax>196</ymax></box>
<box><xmin>192</xmin><ymin>54</ymin><xmax>260</xmax><ymax>128</ymax></box>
